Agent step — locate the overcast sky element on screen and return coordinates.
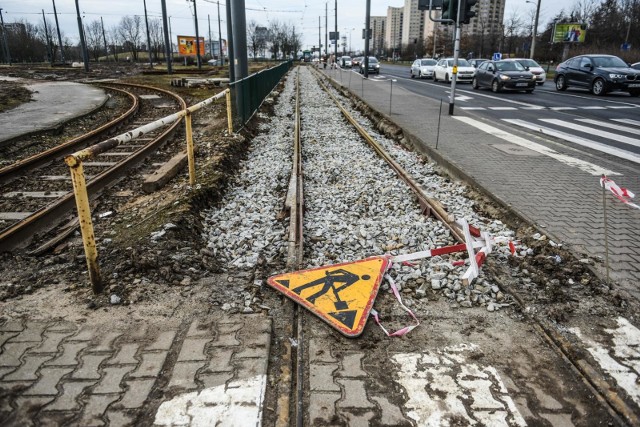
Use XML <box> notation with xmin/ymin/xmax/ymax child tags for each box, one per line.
<box><xmin>1</xmin><ymin>0</ymin><xmax>576</xmax><ymax>52</ymax></box>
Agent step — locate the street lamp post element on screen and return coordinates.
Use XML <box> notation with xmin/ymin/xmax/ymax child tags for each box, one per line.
<box><xmin>526</xmin><ymin>0</ymin><xmax>541</xmax><ymax>59</ymax></box>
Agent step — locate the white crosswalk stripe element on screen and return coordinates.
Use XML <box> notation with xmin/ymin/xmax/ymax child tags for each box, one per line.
<box><xmin>576</xmin><ymin>118</ymin><xmax>640</xmax><ymax>134</ymax></box>
<box><xmin>503</xmin><ymin>118</ymin><xmax>640</xmax><ymax>165</ymax></box>
<box><xmin>613</xmin><ymin>118</ymin><xmax>640</xmax><ymax>126</ymax></box>
<box><xmin>540</xmin><ymin>119</ymin><xmax>640</xmax><ymax>148</ymax></box>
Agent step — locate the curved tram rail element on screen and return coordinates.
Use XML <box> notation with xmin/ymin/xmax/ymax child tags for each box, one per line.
<box><xmin>0</xmin><ymin>83</ymin><xmax>188</xmax><ymax>253</ymax></box>
<box><xmin>274</xmin><ymin>66</ymin><xmax>637</xmax><ymax>426</ymax></box>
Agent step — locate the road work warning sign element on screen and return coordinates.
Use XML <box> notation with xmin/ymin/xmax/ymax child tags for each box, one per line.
<box><xmin>267</xmin><ymin>257</ymin><xmax>390</xmax><ymax>337</ymax></box>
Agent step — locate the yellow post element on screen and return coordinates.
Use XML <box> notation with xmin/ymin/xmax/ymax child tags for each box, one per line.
<box><xmin>185</xmin><ymin>111</ymin><xmax>196</xmax><ymax>186</ymax></box>
<box><xmin>65</xmin><ymin>156</ymin><xmax>103</xmax><ymax>293</ymax></box>
<box><xmin>225</xmin><ymin>88</ymin><xmax>234</xmax><ymax>134</ymax></box>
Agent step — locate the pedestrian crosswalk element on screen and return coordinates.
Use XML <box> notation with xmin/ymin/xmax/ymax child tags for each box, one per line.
<box><xmin>501</xmin><ymin>117</ymin><xmax>640</xmax><ymax>165</ymax></box>
<box><xmin>460</xmin><ymin>105</ymin><xmax>638</xmax><ymax>111</ymax></box>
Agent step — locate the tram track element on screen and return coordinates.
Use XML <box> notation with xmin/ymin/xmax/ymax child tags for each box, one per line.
<box><xmin>0</xmin><ymin>83</ymin><xmax>188</xmax><ymax>252</ymax></box>
<box><xmin>265</xmin><ymin>66</ymin><xmax>636</xmax><ymax>425</ymax></box>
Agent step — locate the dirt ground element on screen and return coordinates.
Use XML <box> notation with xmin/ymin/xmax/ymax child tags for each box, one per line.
<box><xmin>0</xmin><ymin>80</ymin><xmax>33</xmax><ymax>113</ymax></box>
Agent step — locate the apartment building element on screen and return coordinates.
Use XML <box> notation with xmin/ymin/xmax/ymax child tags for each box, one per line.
<box><xmin>385</xmin><ymin>6</ymin><xmax>404</xmax><ymax>53</ymax></box>
<box><xmin>369</xmin><ymin>16</ymin><xmax>386</xmax><ymax>56</ymax></box>
<box><xmin>401</xmin><ymin>0</ymin><xmax>426</xmax><ymax>46</ymax></box>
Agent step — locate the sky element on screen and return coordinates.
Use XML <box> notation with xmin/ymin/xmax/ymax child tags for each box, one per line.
<box><xmin>0</xmin><ymin>0</ymin><xmax>576</xmax><ymax>52</ymax></box>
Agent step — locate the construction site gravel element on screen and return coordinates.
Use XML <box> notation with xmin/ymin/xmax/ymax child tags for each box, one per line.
<box><xmin>0</xmin><ymin>64</ymin><xmax>639</xmax><ymax>426</ymax></box>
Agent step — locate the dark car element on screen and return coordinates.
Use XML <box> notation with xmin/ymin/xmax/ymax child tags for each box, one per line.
<box><xmin>352</xmin><ymin>57</ymin><xmax>363</xmax><ymax>68</ymax></box>
<box><xmin>632</xmin><ymin>62</ymin><xmax>640</xmax><ymax>71</ymax></box>
<box><xmin>554</xmin><ymin>54</ymin><xmax>640</xmax><ymax>96</ymax></box>
<box><xmin>358</xmin><ymin>57</ymin><xmax>380</xmax><ymax>74</ymax></box>
<box><xmin>472</xmin><ymin>59</ymin><xmax>535</xmax><ymax>93</ymax></box>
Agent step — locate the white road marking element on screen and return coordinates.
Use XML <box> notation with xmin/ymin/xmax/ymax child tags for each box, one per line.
<box><xmin>569</xmin><ymin>318</ymin><xmax>640</xmax><ymax>406</ymax></box>
<box><xmin>454</xmin><ymin>116</ymin><xmax>620</xmax><ymax>175</ymax></box>
<box><xmin>613</xmin><ymin>118</ymin><xmax>640</xmax><ymax>126</ymax></box>
<box><xmin>489</xmin><ymin>107</ymin><xmax>518</xmax><ymax>110</ymax></box>
<box><xmin>154</xmin><ymin>375</ymin><xmax>266</xmax><ymax>426</ymax></box>
<box><xmin>393</xmin><ymin>344</ymin><xmax>527</xmax><ymax>427</ymax></box>
<box><xmin>576</xmin><ymin>118</ymin><xmax>640</xmax><ymax>134</ymax></box>
<box><xmin>540</xmin><ymin>119</ymin><xmax>640</xmax><ymax>148</ymax></box>
<box><xmin>521</xmin><ymin>106</ymin><xmax>546</xmax><ymax>110</ymax></box>
<box><xmin>503</xmin><ymin>119</ymin><xmax>640</xmax><ymax>165</ymax></box>
<box><xmin>461</xmin><ymin>107</ymin><xmax>486</xmax><ymax>110</ymax></box>
<box><xmin>456</xmin><ymin>88</ymin><xmax>540</xmax><ymax>108</ymax></box>
<box><xmin>607</xmin><ymin>105</ymin><xmax>637</xmax><ymax>109</ymax></box>
<box><xmin>550</xmin><ymin>107</ymin><xmax>577</xmax><ymax>110</ymax></box>
<box><xmin>581</xmin><ymin>106</ymin><xmax>607</xmax><ymax>109</ymax></box>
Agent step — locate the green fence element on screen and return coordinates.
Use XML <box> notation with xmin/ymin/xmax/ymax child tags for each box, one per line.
<box><xmin>230</xmin><ymin>60</ymin><xmax>293</xmax><ymax>127</ymax></box>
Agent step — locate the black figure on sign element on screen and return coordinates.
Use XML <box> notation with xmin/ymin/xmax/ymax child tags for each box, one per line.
<box><xmin>293</xmin><ymin>269</ymin><xmax>370</xmax><ymax>310</ymax></box>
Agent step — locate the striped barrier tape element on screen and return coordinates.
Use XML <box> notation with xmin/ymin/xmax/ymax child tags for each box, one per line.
<box><xmin>601</xmin><ymin>176</ymin><xmax>639</xmax><ymax>210</ymax></box>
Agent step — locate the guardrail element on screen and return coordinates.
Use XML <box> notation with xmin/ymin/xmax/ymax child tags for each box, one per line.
<box><xmin>65</xmin><ymin>89</ymin><xmax>232</xmax><ymax>293</ymax></box>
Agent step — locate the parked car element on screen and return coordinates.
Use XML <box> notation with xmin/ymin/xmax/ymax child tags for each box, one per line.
<box><xmin>472</xmin><ymin>59</ymin><xmax>536</xmax><ymax>93</ymax></box>
<box><xmin>410</xmin><ymin>58</ymin><xmax>437</xmax><ymax>79</ymax></box>
<box><xmin>468</xmin><ymin>58</ymin><xmax>489</xmax><ymax>68</ymax></box>
<box><xmin>433</xmin><ymin>58</ymin><xmax>475</xmax><ymax>83</ymax></box>
<box><xmin>512</xmin><ymin>58</ymin><xmax>546</xmax><ymax>85</ymax></box>
<box><xmin>631</xmin><ymin>62</ymin><xmax>640</xmax><ymax>70</ymax></box>
<box><xmin>554</xmin><ymin>54</ymin><xmax>640</xmax><ymax>96</ymax></box>
<box><xmin>358</xmin><ymin>57</ymin><xmax>380</xmax><ymax>74</ymax></box>
<box><xmin>340</xmin><ymin>56</ymin><xmax>352</xmax><ymax>68</ymax></box>
<box><xmin>352</xmin><ymin>57</ymin><xmax>363</xmax><ymax>68</ymax></box>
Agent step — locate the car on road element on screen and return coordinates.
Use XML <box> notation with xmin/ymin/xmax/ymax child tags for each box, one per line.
<box><xmin>352</xmin><ymin>57</ymin><xmax>363</xmax><ymax>68</ymax></box>
<box><xmin>410</xmin><ymin>58</ymin><xmax>437</xmax><ymax>79</ymax></box>
<box><xmin>433</xmin><ymin>58</ymin><xmax>475</xmax><ymax>83</ymax></box>
<box><xmin>472</xmin><ymin>59</ymin><xmax>536</xmax><ymax>93</ymax></box>
<box><xmin>512</xmin><ymin>58</ymin><xmax>547</xmax><ymax>85</ymax></box>
<box><xmin>358</xmin><ymin>57</ymin><xmax>380</xmax><ymax>74</ymax></box>
<box><xmin>340</xmin><ymin>56</ymin><xmax>352</xmax><ymax>68</ymax></box>
<box><xmin>468</xmin><ymin>58</ymin><xmax>489</xmax><ymax>68</ymax></box>
<box><xmin>632</xmin><ymin>62</ymin><xmax>640</xmax><ymax>70</ymax></box>
<box><xmin>554</xmin><ymin>54</ymin><xmax>640</xmax><ymax>96</ymax></box>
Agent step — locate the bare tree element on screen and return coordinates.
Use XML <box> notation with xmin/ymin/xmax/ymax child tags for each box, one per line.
<box><xmin>148</xmin><ymin>19</ymin><xmax>164</xmax><ymax>60</ymax></box>
<box><xmin>85</xmin><ymin>20</ymin><xmax>104</xmax><ymax>61</ymax></box>
<box><xmin>118</xmin><ymin>15</ymin><xmax>142</xmax><ymax>60</ymax></box>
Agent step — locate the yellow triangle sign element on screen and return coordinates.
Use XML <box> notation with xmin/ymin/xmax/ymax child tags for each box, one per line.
<box><xmin>267</xmin><ymin>257</ymin><xmax>390</xmax><ymax>337</ymax></box>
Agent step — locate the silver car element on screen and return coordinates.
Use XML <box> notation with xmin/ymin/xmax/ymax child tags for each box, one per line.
<box><xmin>513</xmin><ymin>58</ymin><xmax>547</xmax><ymax>85</ymax></box>
<box><xmin>410</xmin><ymin>58</ymin><xmax>437</xmax><ymax>79</ymax></box>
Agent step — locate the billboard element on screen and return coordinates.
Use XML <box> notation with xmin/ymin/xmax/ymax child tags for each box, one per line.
<box><xmin>177</xmin><ymin>35</ymin><xmax>205</xmax><ymax>56</ymax></box>
<box><xmin>552</xmin><ymin>23</ymin><xmax>587</xmax><ymax>43</ymax></box>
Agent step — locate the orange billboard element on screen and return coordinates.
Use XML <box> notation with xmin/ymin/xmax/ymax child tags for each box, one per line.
<box><xmin>177</xmin><ymin>35</ymin><xmax>205</xmax><ymax>56</ymax></box>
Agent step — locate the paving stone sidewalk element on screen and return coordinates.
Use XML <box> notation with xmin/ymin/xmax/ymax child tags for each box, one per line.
<box><xmin>0</xmin><ymin>315</ymin><xmax>271</xmax><ymax>426</ymax></box>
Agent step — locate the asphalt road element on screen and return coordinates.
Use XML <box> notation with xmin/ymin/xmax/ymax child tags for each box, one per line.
<box><xmin>347</xmin><ymin>64</ymin><xmax>640</xmax><ymax>169</ymax></box>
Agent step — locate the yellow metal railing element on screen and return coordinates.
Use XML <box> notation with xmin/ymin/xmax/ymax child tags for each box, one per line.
<box><xmin>65</xmin><ymin>89</ymin><xmax>233</xmax><ymax>293</ymax></box>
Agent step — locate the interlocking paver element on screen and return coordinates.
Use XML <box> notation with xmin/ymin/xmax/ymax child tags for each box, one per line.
<box><xmin>0</xmin><ymin>331</ymin><xmax>18</xmax><ymax>348</ymax></box>
<box><xmin>310</xmin><ymin>363</ymin><xmax>340</xmax><ymax>392</ymax></box>
<box><xmin>69</xmin><ymin>327</ymin><xmax>96</xmax><ymax>342</ymax></box>
<box><xmin>309</xmin><ymin>338</ymin><xmax>338</xmax><ymax>363</ymax></box>
<box><xmin>106</xmin><ymin>410</ymin><xmax>135</xmax><ymax>426</ymax></box>
<box><xmin>199</xmin><ymin>371</ymin><xmax>233</xmax><ymax>389</ymax></box>
<box><xmin>309</xmin><ymin>392</ymin><xmax>340</xmax><ymax>425</ymax></box>
<box><xmin>176</xmin><ymin>338</ymin><xmax>211</xmax><ymax>362</ymax></box>
<box><xmin>106</xmin><ymin>343</ymin><xmax>139</xmax><ymax>365</ymax></box>
<box><xmin>10</xmin><ymin>323</ymin><xmax>46</xmax><ymax>343</ymax></box>
<box><xmin>89</xmin><ymin>332</ymin><xmax>122</xmax><ymax>353</ymax></box>
<box><xmin>234</xmin><ymin>356</ymin><xmax>268</xmax><ymax>378</ymax></box>
<box><xmin>0</xmin><ymin>342</ymin><xmax>37</xmax><ymax>366</ymax></box>
<box><xmin>43</xmin><ymin>381</ymin><xmax>95</xmax><ymax>411</ymax></box>
<box><xmin>187</xmin><ymin>320</ymin><xmax>213</xmax><ymax>337</ymax></box>
<box><xmin>128</xmin><ymin>352</ymin><xmax>167</xmax><ymax>378</ymax></box>
<box><xmin>146</xmin><ymin>330</ymin><xmax>177</xmax><ymax>351</ymax></box>
<box><xmin>23</xmin><ymin>367</ymin><xmax>73</xmax><ymax>395</ymax></box>
<box><xmin>29</xmin><ymin>331</ymin><xmax>75</xmax><ymax>354</ymax></box>
<box><xmin>0</xmin><ymin>320</ymin><xmax>24</xmax><ymax>332</ymax></box>
<box><xmin>92</xmin><ymin>366</ymin><xmax>132</xmax><ymax>394</ymax></box>
<box><xmin>78</xmin><ymin>393</ymin><xmax>120</xmax><ymax>427</ymax></box>
<box><xmin>3</xmin><ymin>354</ymin><xmax>51</xmax><ymax>381</ymax></box>
<box><xmin>336</xmin><ymin>378</ymin><xmax>375</xmax><ymax>409</ymax></box>
<box><xmin>119</xmin><ymin>379</ymin><xmax>155</xmax><ymax>409</ymax></box>
<box><xmin>342</xmin><ymin>410</ymin><xmax>375</xmax><ymax>427</ymax></box>
<box><xmin>72</xmin><ymin>354</ymin><xmax>110</xmax><ymax>380</ymax></box>
<box><xmin>372</xmin><ymin>396</ymin><xmax>411</xmax><ymax>425</ymax></box>
<box><xmin>168</xmin><ymin>361</ymin><xmax>205</xmax><ymax>390</ymax></box>
<box><xmin>44</xmin><ymin>342</ymin><xmax>87</xmax><ymax>366</ymax></box>
<box><xmin>203</xmin><ymin>348</ymin><xmax>234</xmax><ymax>372</ymax></box>
<box><xmin>337</xmin><ymin>353</ymin><xmax>367</xmax><ymax>378</ymax></box>
<box><xmin>7</xmin><ymin>396</ymin><xmax>54</xmax><ymax>426</ymax></box>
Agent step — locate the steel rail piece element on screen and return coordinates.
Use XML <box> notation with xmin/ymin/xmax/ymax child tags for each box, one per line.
<box><xmin>0</xmin><ymin>86</ymin><xmax>138</xmax><ymax>184</ymax></box>
<box><xmin>276</xmin><ymin>66</ymin><xmax>306</xmax><ymax>427</ymax></box>
<box><xmin>0</xmin><ymin>86</ymin><xmax>188</xmax><ymax>254</ymax></box>
<box><xmin>312</xmin><ymin>70</ymin><xmax>465</xmax><ymax>243</ymax></box>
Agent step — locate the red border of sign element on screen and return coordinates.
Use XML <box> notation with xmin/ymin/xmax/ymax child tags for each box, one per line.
<box><xmin>267</xmin><ymin>256</ymin><xmax>390</xmax><ymax>338</ymax></box>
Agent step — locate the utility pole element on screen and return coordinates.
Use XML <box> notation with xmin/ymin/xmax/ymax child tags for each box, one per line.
<box><xmin>364</xmin><ymin>0</ymin><xmax>371</xmax><ymax>78</ymax></box>
<box><xmin>75</xmin><ymin>0</ymin><xmax>89</xmax><ymax>72</ymax></box>
<box><xmin>230</xmin><ymin>0</ymin><xmax>248</xmax><ymax>80</ymax></box>
<box><xmin>325</xmin><ymin>3</ymin><xmax>328</xmax><ymax>58</ymax></box>
<box><xmin>226</xmin><ymin>1</ymin><xmax>235</xmax><ymax>82</ymax></box>
<box><xmin>188</xmin><ymin>0</ymin><xmax>202</xmax><ymax>69</ymax></box>
<box><xmin>530</xmin><ymin>0</ymin><xmax>541</xmax><ymax>59</ymax></box>
<box><xmin>334</xmin><ymin>0</ymin><xmax>338</xmax><ymax>60</ymax></box>
<box><xmin>52</xmin><ymin>0</ymin><xmax>64</xmax><ymax>64</ymax></box>
<box><xmin>100</xmin><ymin>17</ymin><xmax>109</xmax><ymax>62</ymax></box>
<box><xmin>217</xmin><ymin>1</ymin><xmax>223</xmax><ymax>66</ymax></box>
<box><xmin>143</xmin><ymin>0</ymin><xmax>153</xmax><ymax>67</ymax></box>
<box><xmin>160</xmin><ymin>0</ymin><xmax>172</xmax><ymax>73</ymax></box>
<box><xmin>0</xmin><ymin>7</ymin><xmax>11</xmax><ymax>65</ymax></box>
<box><xmin>42</xmin><ymin>10</ymin><xmax>53</xmax><ymax>65</ymax></box>
<box><xmin>318</xmin><ymin>16</ymin><xmax>321</xmax><ymax>60</ymax></box>
<box><xmin>208</xmin><ymin>14</ymin><xmax>213</xmax><ymax>58</ymax></box>
<box><xmin>449</xmin><ymin>0</ymin><xmax>462</xmax><ymax>115</ymax></box>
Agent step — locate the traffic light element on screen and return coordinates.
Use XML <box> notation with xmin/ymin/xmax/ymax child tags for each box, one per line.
<box><xmin>441</xmin><ymin>0</ymin><xmax>457</xmax><ymax>24</ymax></box>
<box><xmin>461</xmin><ymin>0</ymin><xmax>478</xmax><ymax>24</ymax></box>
